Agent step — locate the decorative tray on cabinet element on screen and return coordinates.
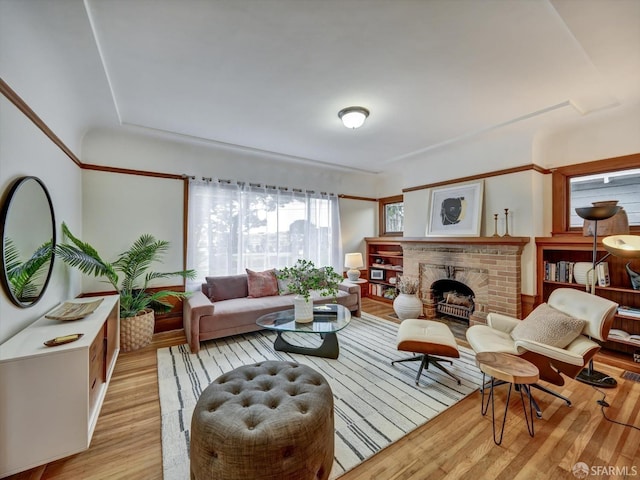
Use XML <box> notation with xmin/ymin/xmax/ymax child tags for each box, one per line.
<box><xmin>45</xmin><ymin>299</ymin><xmax>104</xmax><ymax>321</ymax></box>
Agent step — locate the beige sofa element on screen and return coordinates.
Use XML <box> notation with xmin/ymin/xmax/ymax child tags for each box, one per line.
<box><xmin>183</xmin><ymin>273</ymin><xmax>361</xmax><ymax>353</ymax></box>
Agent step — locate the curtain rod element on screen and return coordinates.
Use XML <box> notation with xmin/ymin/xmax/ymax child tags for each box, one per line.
<box><xmin>183</xmin><ymin>174</ymin><xmax>336</xmax><ymax>196</ymax></box>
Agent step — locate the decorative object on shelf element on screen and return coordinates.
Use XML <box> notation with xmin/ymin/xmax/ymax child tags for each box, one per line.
<box><xmin>393</xmin><ymin>276</ymin><xmax>422</xmax><ymax>320</ymax></box>
<box><xmin>502</xmin><ymin>208</ymin><xmax>511</xmax><ymax>237</ymax></box>
<box><xmin>276</xmin><ymin>259</ymin><xmax>343</xmax><ymax>323</ymax></box>
<box><xmin>55</xmin><ymin>223</ymin><xmax>196</xmax><ymax>352</ymax></box>
<box><xmin>573</xmin><ymin>262</ymin><xmax>593</xmax><ymax>286</ymax></box>
<box><xmin>492</xmin><ymin>213</ymin><xmax>499</xmax><ymax>237</ymax></box>
<box><xmin>383</xmin><ymin>288</ymin><xmax>398</xmax><ymax>300</ymax></box>
<box><xmin>626</xmin><ymin>263</ymin><xmax>640</xmax><ymax>290</ymax></box>
<box><xmin>45</xmin><ymin>298</ymin><xmax>104</xmax><ymax>321</ymax></box>
<box><xmin>370</xmin><ymin>269</ymin><xmax>384</xmax><ymax>280</ymax></box>
<box><xmin>426</xmin><ymin>180</ymin><xmax>484</xmax><ymax>237</ymax></box>
<box><xmin>338</xmin><ymin>106</ymin><xmax>369</xmax><ymax>129</ymax></box>
<box><xmin>44</xmin><ymin>333</ymin><xmax>84</xmax><ymax>347</ymax></box>
<box><xmin>344</xmin><ymin>252</ymin><xmax>364</xmax><ymax>281</ymax></box>
<box><xmin>574</xmin><ymin>206</ymin><xmax>621</xmax><ymax>388</ymax></box>
<box><xmin>582</xmin><ymin>201</ymin><xmax>629</xmax><ymax>237</ymax></box>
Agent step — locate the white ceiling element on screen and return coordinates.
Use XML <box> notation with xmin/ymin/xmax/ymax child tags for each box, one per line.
<box><xmin>9</xmin><ymin>0</ymin><xmax>640</xmax><ymax>174</ymax></box>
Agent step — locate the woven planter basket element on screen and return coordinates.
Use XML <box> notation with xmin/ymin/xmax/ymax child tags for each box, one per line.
<box><xmin>120</xmin><ymin>308</ymin><xmax>154</xmax><ymax>352</ymax></box>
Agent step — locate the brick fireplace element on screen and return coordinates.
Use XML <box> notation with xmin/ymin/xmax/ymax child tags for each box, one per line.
<box><xmin>399</xmin><ymin>237</ymin><xmax>529</xmax><ymax>326</ymax></box>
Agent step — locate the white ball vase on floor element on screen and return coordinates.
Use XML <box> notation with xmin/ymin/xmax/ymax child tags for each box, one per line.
<box><xmin>393</xmin><ymin>293</ymin><xmax>423</xmax><ymax>320</ymax></box>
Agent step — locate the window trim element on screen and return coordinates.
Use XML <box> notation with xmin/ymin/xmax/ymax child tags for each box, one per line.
<box><xmin>379</xmin><ymin>195</ymin><xmax>404</xmax><ymax>236</ymax></box>
<box><xmin>551</xmin><ymin>153</ymin><xmax>640</xmax><ymax>235</ymax></box>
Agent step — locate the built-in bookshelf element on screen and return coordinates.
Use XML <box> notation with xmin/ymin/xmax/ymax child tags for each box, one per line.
<box><xmin>536</xmin><ymin>237</ymin><xmax>640</xmax><ymax>365</ymax></box>
<box><xmin>543</xmin><ymin>260</ymin><xmax>611</xmax><ymax>287</ymax></box>
<box><xmin>365</xmin><ymin>238</ymin><xmax>403</xmax><ymax>303</ymax></box>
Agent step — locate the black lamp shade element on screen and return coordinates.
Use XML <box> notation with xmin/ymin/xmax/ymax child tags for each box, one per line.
<box><xmin>575</xmin><ymin>206</ymin><xmax>620</xmax><ymax>221</ymax></box>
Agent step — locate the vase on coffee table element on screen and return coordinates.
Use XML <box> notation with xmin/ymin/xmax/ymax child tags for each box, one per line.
<box><xmin>293</xmin><ymin>295</ymin><xmax>314</xmax><ymax>323</ymax></box>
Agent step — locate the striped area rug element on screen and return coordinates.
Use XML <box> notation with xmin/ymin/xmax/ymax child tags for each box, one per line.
<box><xmin>157</xmin><ymin>313</ymin><xmax>483</xmax><ymax>479</ymax></box>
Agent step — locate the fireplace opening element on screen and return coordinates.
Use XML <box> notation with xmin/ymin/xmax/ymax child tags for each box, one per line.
<box><xmin>432</xmin><ymin>279</ymin><xmax>474</xmax><ymax>322</ymax></box>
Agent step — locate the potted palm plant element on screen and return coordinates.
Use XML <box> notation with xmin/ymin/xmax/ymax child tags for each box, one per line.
<box><xmin>276</xmin><ymin>259</ymin><xmax>343</xmax><ymax>323</ymax></box>
<box><xmin>56</xmin><ymin>223</ymin><xmax>196</xmax><ymax>351</ymax></box>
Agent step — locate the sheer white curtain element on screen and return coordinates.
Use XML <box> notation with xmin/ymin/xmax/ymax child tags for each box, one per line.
<box><xmin>186</xmin><ymin>178</ymin><xmax>342</xmax><ymax>290</ymax></box>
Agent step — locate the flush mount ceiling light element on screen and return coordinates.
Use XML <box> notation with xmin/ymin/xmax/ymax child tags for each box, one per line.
<box><xmin>338</xmin><ymin>106</ymin><xmax>369</xmax><ymax>129</ymax></box>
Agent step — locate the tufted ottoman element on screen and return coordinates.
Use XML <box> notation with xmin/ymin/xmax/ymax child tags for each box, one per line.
<box><xmin>190</xmin><ymin>361</ymin><xmax>334</xmax><ymax>480</ymax></box>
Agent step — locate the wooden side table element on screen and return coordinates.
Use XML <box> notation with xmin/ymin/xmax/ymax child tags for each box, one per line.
<box><xmin>476</xmin><ymin>351</ymin><xmax>540</xmax><ymax>445</ymax></box>
<box><xmin>346</xmin><ymin>279</ymin><xmax>369</xmax><ymax>298</ymax></box>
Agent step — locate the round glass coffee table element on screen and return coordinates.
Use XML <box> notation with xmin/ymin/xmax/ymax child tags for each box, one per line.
<box><xmin>256</xmin><ymin>304</ymin><xmax>351</xmax><ymax>359</ymax></box>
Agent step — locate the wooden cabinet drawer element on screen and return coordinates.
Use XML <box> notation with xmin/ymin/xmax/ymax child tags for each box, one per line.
<box><xmin>89</xmin><ymin>331</ymin><xmax>105</xmax><ymax>411</ymax></box>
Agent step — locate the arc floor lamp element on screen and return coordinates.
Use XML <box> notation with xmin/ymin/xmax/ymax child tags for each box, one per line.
<box><xmin>575</xmin><ymin>205</ymin><xmax>640</xmax><ymax>387</ymax></box>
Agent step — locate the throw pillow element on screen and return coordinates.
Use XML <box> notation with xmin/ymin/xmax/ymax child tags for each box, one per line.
<box><xmin>246</xmin><ymin>269</ymin><xmax>279</xmax><ymax>298</ymax></box>
<box><xmin>274</xmin><ymin>269</ymin><xmax>292</xmax><ymax>295</ymax></box>
<box><xmin>206</xmin><ymin>274</ymin><xmax>249</xmax><ymax>301</ymax></box>
<box><xmin>511</xmin><ymin>303</ymin><xmax>586</xmax><ymax>349</ymax></box>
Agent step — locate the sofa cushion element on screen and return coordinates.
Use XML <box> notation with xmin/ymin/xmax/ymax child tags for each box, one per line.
<box><xmin>274</xmin><ymin>269</ymin><xmax>292</xmax><ymax>295</ymax></box>
<box><xmin>511</xmin><ymin>303</ymin><xmax>586</xmax><ymax>349</ymax></box>
<box><xmin>246</xmin><ymin>268</ymin><xmax>279</xmax><ymax>298</ymax></box>
<box><xmin>205</xmin><ymin>274</ymin><xmax>249</xmax><ymax>301</ymax></box>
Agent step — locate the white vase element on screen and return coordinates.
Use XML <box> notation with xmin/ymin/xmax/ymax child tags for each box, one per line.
<box><xmin>393</xmin><ymin>293</ymin><xmax>423</xmax><ymax>320</ymax></box>
<box><xmin>293</xmin><ymin>295</ymin><xmax>314</xmax><ymax>323</ymax></box>
<box><xmin>573</xmin><ymin>262</ymin><xmax>593</xmax><ymax>286</ymax></box>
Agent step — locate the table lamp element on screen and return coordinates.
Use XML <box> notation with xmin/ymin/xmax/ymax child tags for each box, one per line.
<box><xmin>344</xmin><ymin>253</ymin><xmax>364</xmax><ymax>281</ymax></box>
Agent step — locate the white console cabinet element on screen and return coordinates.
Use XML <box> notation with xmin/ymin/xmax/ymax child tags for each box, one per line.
<box><xmin>0</xmin><ymin>295</ymin><xmax>119</xmax><ymax>478</ymax></box>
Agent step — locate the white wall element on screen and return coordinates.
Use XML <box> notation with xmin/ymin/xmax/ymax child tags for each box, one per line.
<box><xmin>403</xmin><ymin>170</ymin><xmax>546</xmax><ymax>295</ymax></box>
<box><xmin>534</xmin><ymin>105</ymin><xmax>640</xmax><ymax>168</ymax></box>
<box><xmin>83</xmin><ymin>128</ymin><xmax>379</xmax><ymax>197</ymax></box>
<box><xmin>0</xmin><ymin>97</ymin><xmax>82</xmax><ymax>344</ymax></box>
<box><xmin>79</xmin><ymin>171</ymin><xmax>185</xmax><ymax>293</ymax></box>
<box><xmin>339</xmin><ymin>198</ymin><xmax>378</xmax><ymax>266</ymax></box>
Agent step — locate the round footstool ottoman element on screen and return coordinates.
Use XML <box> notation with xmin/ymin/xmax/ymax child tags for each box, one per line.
<box><xmin>190</xmin><ymin>360</ymin><xmax>334</xmax><ymax>480</ymax></box>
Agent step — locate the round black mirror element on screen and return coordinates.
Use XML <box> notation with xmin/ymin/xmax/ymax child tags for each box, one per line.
<box><xmin>0</xmin><ymin>176</ymin><xmax>56</xmax><ymax>307</ymax></box>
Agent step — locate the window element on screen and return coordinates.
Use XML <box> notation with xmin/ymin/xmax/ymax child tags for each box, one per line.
<box><xmin>186</xmin><ymin>179</ymin><xmax>342</xmax><ymax>288</ymax></box>
<box><xmin>379</xmin><ymin>195</ymin><xmax>404</xmax><ymax>236</ymax></box>
<box><xmin>552</xmin><ymin>153</ymin><xmax>640</xmax><ymax>234</ymax></box>
<box><xmin>569</xmin><ymin>169</ymin><xmax>640</xmax><ymax>227</ymax></box>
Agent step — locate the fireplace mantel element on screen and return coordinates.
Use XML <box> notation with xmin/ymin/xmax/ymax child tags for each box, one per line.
<box><xmin>384</xmin><ymin>236</ymin><xmax>530</xmax><ymax>247</ymax></box>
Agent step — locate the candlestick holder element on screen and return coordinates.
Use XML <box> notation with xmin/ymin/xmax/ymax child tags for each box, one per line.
<box><xmin>502</xmin><ymin>208</ymin><xmax>511</xmax><ymax>237</ymax></box>
<box><xmin>492</xmin><ymin>214</ymin><xmax>499</xmax><ymax>237</ymax></box>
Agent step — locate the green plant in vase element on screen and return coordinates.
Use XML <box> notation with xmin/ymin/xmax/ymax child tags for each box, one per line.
<box><xmin>276</xmin><ymin>259</ymin><xmax>343</xmax><ymax>322</ymax></box>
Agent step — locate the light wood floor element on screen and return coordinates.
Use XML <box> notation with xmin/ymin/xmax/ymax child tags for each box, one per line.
<box><xmin>10</xmin><ymin>299</ymin><xmax>640</xmax><ymax>480</ymax></box>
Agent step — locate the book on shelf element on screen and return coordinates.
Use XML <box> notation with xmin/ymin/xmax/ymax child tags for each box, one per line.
<box><xmin>607</xmin><ymin>328</ymin><xmax>640</xmax><ymax>344</ymax></box>
<box><xmin>543</xmin><ymin>260</ymin><xmax>575</xmax><ymax>283</ymax></box>
<box><xmin>596</xmin><ymin>262</ymin><xmax>610</xmax><ymax>287</ymax></box>
<box><xmin>618</xmin><ymin>306</ymin><xmax>640</xmax><ymax>318</ymax></box>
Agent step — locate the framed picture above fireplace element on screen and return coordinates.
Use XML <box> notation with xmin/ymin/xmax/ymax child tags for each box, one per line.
<box><xmin>426</xmin><ymin>180</ymin><xmax>484</xmax><ymax>237</ymax></box>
